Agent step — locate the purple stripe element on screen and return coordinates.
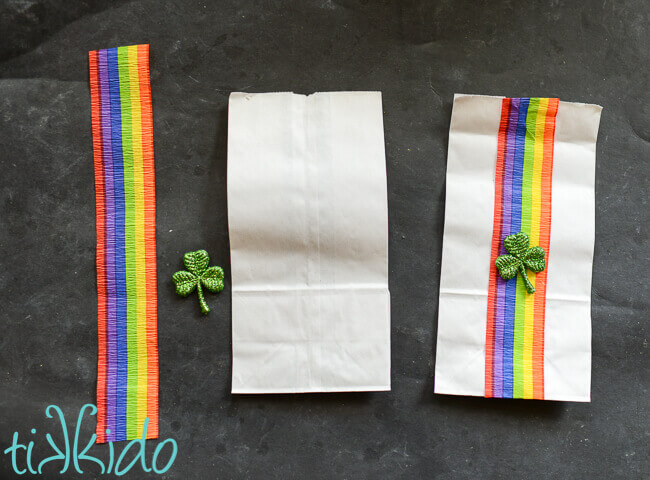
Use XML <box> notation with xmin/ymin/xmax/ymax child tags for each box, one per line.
<box><xmin>98</xmin><ymin>49</ymin><xmax>117</xmax><ymax>442</ymax></box>
<box><xmin>493</xmin><ymin>98</ymin><xmax>519</xmax><ymax>398</ymax></box>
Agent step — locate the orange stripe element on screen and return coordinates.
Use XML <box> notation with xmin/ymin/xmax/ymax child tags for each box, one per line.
<box><xmin>89</xmin><ymin>50</ymin><xmax>108</xmax><ymax>443</ymax></box>
<box><xmin>532</xmin><ymin>98</ymin><xmax>559</xmax><ymax>399</ymax></box>
<box><xmin>138</xmin><ymin>44</ymin><xmax>159</xmax><ymax>438</ymax></box>
<box><xmin>485</xmin><ymin>98</ymin><xmax>511</xmax><ymax>397</ymax></box>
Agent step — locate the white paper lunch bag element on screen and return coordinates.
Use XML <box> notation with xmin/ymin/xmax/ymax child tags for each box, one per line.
<box><xmin>227</xmin><ymin>92</ymin><xmax>391</xmax><ymax>393</ymax></box>
<box><xmin>435</xmin><ymin>94</ymin><xmax>602</xmax><ymax>402</ymax></box>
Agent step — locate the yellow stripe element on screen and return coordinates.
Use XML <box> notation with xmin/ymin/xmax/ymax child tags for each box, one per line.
<box><xmin>523</xmin><ymin>98</ymin><xmax>548</xmax><ymax>398</ymax></box>
<box><xmin>128</xmin><ymin>45</ymin><xmax>148</xmax><ymax>432</ymax></box>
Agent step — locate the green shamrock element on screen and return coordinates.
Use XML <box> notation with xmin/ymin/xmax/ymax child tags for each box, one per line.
<box><xmin>495</xmin><ymin>232</ymin><xmax>546</xmax><ymax>294</ymax></box>
<box><xmin>172</xmin><ymin>250</ymin><xmax>224</xmax><ymax>314</ymax></box>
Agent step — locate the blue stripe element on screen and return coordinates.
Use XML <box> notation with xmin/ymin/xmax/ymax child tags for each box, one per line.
<box><xmin>511</xmin><ymin>98</ymin><xmax>529</xmax><ymax>235</ymax></box>
<box><xmin>108</xmin><ymin>47</ymin><xmax>127</xmax><ymax>441</ymax></box>
<box><xmin>502</xmin><ymin>97</ymin><xmax>529</xmax><ymax>399</ymax></box>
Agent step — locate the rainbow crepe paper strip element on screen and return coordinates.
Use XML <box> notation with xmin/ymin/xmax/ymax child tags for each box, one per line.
<box><xmin>89</xmin><ymin>44</ymin><xmax>158</xmax><ymax>442</ymax></box>
<box><xmin>434</xmin><ymin>94</ymin><xmax>602</xmax><ymax>402</ymax></box>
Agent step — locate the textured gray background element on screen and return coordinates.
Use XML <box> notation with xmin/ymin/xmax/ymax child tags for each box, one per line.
<box><xmin>0</xmin><ymin>1</ymin><xmax>648</xmax><ymax>479</ymax></box>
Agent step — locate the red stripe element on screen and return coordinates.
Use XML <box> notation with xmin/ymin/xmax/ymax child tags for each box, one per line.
<box><xmin>89</xmin><ymin>50</ymin><xmax>108</xmax><ymax>443</ymax></box>
<box><xmin>532</xmin><ymin>98</ymin><xmax>559</xmax><ymax>399</ymax></box>
<box><xmin>485</xmin><ymin>98</ymin><xmax>511</xmax><ymax>397</ymax></box>
<box><xmin>138</xmin><ymin>44</ymin><xmax>159</xmax><ymax>438</ymax></box>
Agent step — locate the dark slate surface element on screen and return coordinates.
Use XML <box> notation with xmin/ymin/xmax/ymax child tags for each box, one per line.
<box><xmin>0</xmin><ymin>1</ymin><xmax>648</xmax><ymax>479</ymax></box>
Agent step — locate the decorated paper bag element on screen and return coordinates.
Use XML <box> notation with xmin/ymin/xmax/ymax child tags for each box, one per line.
<box><xmin>435</xmin><ymin>94</ymin><xmax>602</xmax><ymax>401</ymax></box>
<box><xmin>227</xmin><ymin>92</ymin><xmax>390</xmax><ymax>393</ymax></box>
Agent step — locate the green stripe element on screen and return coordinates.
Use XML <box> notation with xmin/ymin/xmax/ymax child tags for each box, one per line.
<box><xmin>513</xmin><ymin>98</ymin><xmax>539</xmax><ymax>398</ymax></box>
<box><xmin>118</xmin><ymin>46</ymin><xmax>138</xmax><ymax>438</ymax></box>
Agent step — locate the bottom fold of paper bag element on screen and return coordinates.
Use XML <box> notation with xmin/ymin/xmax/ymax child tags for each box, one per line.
<box><xmin>434</xmin><ymin>291</ymin><xmax>591</xmax><ymax>402</ymax></box>
<box><xmin>231</xmin><ymin>287</ymin><xmax>391</xmax><ymax>394</ymax></box>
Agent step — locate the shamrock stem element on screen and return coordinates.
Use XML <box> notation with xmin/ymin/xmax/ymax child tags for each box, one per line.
<box><xmin>196</xmin><ymin>282</ymin><xmax>210</xmax><ymax>314</ymax></box>
<box><xmin>518</xmin><ymin>264</ymin><xmax>536</xmax><ymax>294</ymax></box>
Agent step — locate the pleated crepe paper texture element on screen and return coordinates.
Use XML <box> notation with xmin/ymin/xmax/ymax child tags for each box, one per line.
<box><xmin>89</xmin><ymin>44</ymin><xmax>158</xmax><ymax>442</ymax></box>
<box><xmin>227</xmin><ymin>92</ymin><xmax>391</xmax><ymax>393</ymax></box>
<box><xmin>435</xmin><ymin>94</ymin><xmax>602</xmax><ymax>402</ymax></box>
